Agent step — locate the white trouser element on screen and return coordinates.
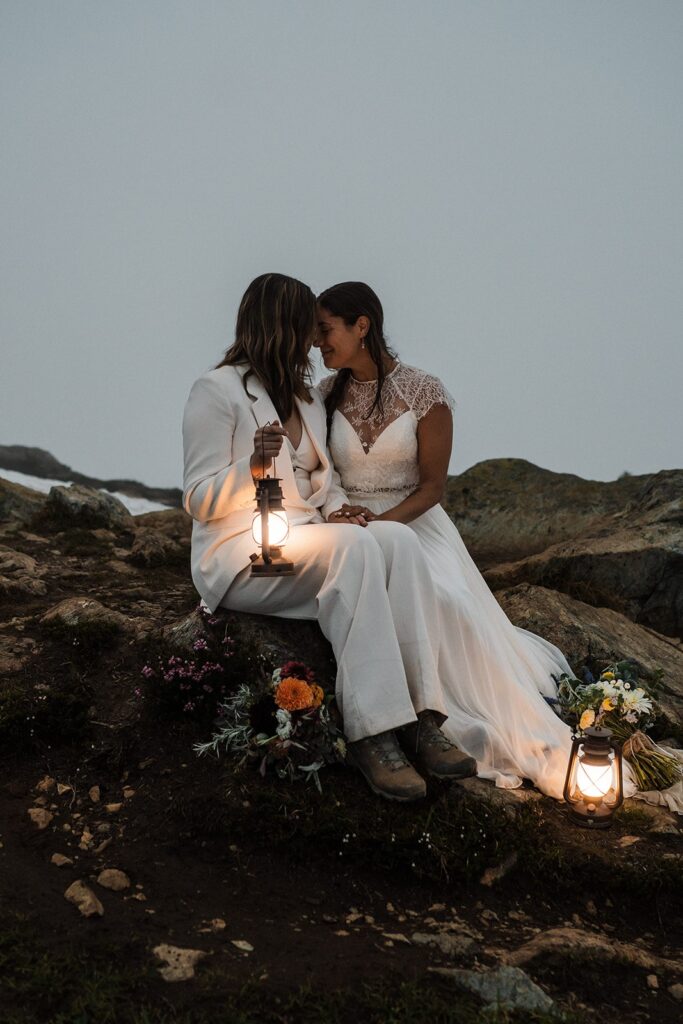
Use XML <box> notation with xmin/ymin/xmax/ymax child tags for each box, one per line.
<box><xmin>220</xmin><ymin>521</ymin><xmax>447</xmax><ymax>742</ymax></box>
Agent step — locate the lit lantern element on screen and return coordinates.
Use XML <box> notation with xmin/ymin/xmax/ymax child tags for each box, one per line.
<box><xmin>563</xmin><ymin>726</ymin><xmax>624</xmax><ymax>828</ymax></box>
<box><xmin>250</xmin><ymin>476</ymin><xmax>295</xmax><ymax>577</ymax></box>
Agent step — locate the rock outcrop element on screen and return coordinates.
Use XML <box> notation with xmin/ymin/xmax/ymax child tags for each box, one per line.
<box><xmin>485</xmin><ymin>470</ymin><xmax>683</xmax><ymax>641</ymax></box>
<box><xmin>0</xmin><ymin>444</ymin><xmax>181</xmax><ymax>508</ymax></box>
<box><xmin>496</xmin><ymin>584</ymin><xmax>683</xmax><ymax>718</ymax></box>
<box><xmin>444</xmin><ymin>458</ymin><xmax>648</xmax><ymax>567</ymax></box>
<box><xmin>44</xmin><ymin>484</ymin><xmax>133</xmax><ymax>531</ymax></box>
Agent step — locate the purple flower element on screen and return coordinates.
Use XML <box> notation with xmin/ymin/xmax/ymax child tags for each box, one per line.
<box><xmin>193</xmin><ymin>639</ymin><xmax>209</xmax><ymax>651</ymax></box>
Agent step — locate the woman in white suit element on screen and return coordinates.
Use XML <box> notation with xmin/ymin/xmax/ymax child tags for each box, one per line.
<box><xmin>182</xmin><ymin>273</ymin><xmax>476</xmax><ymax>801</ymax></box>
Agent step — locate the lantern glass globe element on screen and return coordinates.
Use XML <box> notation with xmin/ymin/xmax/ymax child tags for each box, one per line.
<box><xmin>252</xmin><ymin>509</ymin><xmax>289</xmax><ymax>547</ymax></box>
<box><xmin>576</xmin><ymin>760</ymin><xmax>616</xmax><ymax>799</ymax></box>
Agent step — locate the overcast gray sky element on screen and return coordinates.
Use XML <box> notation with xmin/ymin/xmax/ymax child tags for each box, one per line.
<box><xmin>2</xmin><ymin>0</ymin><xmax>681</xmax><ymax>488</ymax></box>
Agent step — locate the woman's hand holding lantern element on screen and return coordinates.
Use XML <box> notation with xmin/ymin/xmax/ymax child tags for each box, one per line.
<box><xmin>250</xmin><ymin>422</ymin><xmax>288</xmax><ymax>479</ymax></box>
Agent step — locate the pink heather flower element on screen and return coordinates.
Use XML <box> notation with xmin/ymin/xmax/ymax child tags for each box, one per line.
<box><xmin>141</xmin><ymin>666</ymin><xmax>155</xmax><ymax>679</ymax></box>
<box><xmin>193</xmin><ymin>639</ymin><xmax>209</xmax><ymax>651</ymax></box>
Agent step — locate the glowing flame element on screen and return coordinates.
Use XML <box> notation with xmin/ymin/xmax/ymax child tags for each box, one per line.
<box><xmin>252</xmin><ymin>509</ymin><xmax>289</xmax><ymax>547</ymax></box>
<box><xmin>576</xmin><ymin>759</ymin><xmax>615</xmax><ymax>799</ymax></box>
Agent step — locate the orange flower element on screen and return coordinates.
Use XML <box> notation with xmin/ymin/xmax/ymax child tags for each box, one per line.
<box><xmin>274</xmin><ymin>676</ymin><xmax>314</xmax><ymax>711</ymax></box>
<box><xmin>310</xmin><ymin>684</ymin><xmax>324</xmax><ymax>708</ymax></box>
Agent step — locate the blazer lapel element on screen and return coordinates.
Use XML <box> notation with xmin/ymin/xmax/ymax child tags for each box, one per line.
<box><xmin>296</xmin><ymin>394</ymin><xmax>332</xmax><ymax>507</ymax></box>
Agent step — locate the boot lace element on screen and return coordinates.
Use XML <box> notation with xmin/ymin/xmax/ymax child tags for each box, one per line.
<box><xmin>417</xmin><ymin>715</ymin><xmax>455</xmax><ymax>753</ymax></box>
<box><xmin>371</xmin><ymin>732</ymin><xmax>411</xmax><ymax>772</ymax></box>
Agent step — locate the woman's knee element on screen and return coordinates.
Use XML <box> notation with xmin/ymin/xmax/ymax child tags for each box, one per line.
<box><xmin>367</xmin><ymin>519</ymin><xmax>421</xmax><ymax>554</ymax></box>
<box><xmin>324</xmin><ymin>523</ymin><xmax>385</xmax><ymax>567</ymax></box>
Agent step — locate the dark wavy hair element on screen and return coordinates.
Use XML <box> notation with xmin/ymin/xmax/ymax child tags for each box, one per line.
<box><xmin>216</xmin><ymin>273</ymin><xmax>315</xmax><ymax>421</ymax></box>
<box><xmin>317</xmin><ymin>281</ymin><xmax>397</xmax><ymax>440</ymax></box>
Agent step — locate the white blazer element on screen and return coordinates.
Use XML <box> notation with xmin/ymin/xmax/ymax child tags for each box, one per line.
<box><xmin>182</xmin><ymin>364</ymin><xmax>350</xmax><ymax>611</ymax></box>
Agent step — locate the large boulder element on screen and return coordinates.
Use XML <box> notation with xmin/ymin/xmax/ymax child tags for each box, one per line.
<box><xmin>0</xmin><ymin>477</ymin><xmax>46</xmax><ymax>524</ymax></box>
<box><xmin>44</xmin><ymin>484</ymin><xmax>132</xmax><ymax>532</ymax></box>
<box><xmin>485</xmin><ymin>470</ymin><xmax>683</xmax><ymax>640</ymax></box>
<box><xmin>134</xmin><ymin>508</ymin><xmax>192</xmax><ymax>545</ymax></box>
<box><xmin>0</xmin><ymin>546</ymin><xmax>47</xmax><ymax>601</ymax></box>
<box><xmin>129</xmin><ymin>528</ymin><xmax>183</xmax><ymax>568</ymax></box>
<box><xmin>496</xmin><ymin>583</ymin><xmax>683</xmax><ymax>721</ymax></box>
<box><xmin>444</xmin><ymin>459</ymin><xmax>648</xmax><ymax>568</ymax></box>
<box><xmin>41</xmin><ymin>596</ymin><xmax>131</xmax><ymax>644</ymax></box>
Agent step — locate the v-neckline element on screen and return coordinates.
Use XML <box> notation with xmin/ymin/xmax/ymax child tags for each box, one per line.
<box><xmin>334</xmin><ymin>409</ymin><xmax>412</xmax><ymax>456</ymax></box>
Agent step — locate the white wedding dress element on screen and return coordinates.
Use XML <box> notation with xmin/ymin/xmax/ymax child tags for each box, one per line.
<box><xmin>317</xmin><ymin>361</ymin><xmax>666</xmax><ymax>804</ymax></box>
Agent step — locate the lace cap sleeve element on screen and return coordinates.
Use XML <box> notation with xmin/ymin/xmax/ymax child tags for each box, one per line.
<box><xmin>315</xmin><ymin>373</ymin><xmax>337</xmax><ymax>401</ymax></box>
<box><xmin>410</xmin><ymin>369</ymin><xmax>455</xmax><ymax>421</ymax></box>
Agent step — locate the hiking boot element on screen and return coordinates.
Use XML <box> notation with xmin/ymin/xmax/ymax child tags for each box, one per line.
<box><xmin>398</xmin><ymin>711</ymin><xmax>477</xmax><ymax>780</ymax></box>
<box><xmin>346</xmin><ymin>729</ymin><xmax>427</xmax><ymax>802</ymax></box>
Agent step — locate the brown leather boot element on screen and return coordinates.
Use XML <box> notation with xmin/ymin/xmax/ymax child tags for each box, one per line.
<box><xmin>346</xmin><ymin>729</ymin><xmax>427</xmax><ymax>802</ymax></box>
<box><xmin>398</xmin><ymin>711</ymin><xmax>477</xmax><ymax>780</ymax></box>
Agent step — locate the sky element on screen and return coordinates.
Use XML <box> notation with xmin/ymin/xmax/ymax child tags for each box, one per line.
<box><xmin>1</xmin><ymin>0</ymin><xmax>682</xmax><ymax>488</ymax></box>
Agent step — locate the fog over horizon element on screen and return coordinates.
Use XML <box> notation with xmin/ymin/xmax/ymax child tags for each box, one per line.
<box><xmin>2</xmin><ymin>1</ymin><xmax>682</xmax><ymax>489</ymax></box>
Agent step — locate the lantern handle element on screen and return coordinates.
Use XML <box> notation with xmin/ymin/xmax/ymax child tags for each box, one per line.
<box><xmin>259</xmin><ymin>481</ymin><xmax>272</xmax><ymax>564</ymax></box>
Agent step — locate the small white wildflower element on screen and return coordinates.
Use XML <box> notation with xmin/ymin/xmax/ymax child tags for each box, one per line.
<box><xmin>275</xmin><ymin>709</ymin><xmax>292</xmax><ymax>739</ymax></box>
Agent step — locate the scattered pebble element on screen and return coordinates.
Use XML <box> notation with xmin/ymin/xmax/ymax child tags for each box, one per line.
<box><xmin>617</xmin><ymin>835</ymin><xmax>640</xmax><ymax>848</ymax></box>
<box><xmin>97</xmin><ymin>868</ymin><xmax>130</xmax><ymax>891</ymax></box>
<box><xmin>153</xmin><ymin>943</ymin><xmax>208</xmax><ymax>982</ymax></box>
<box><xmin>231</xmin><ymin>939</ymin><xmax>254</xmax><ymax>953</ymax></box>
<box><xmin>64</xmin><ymin>880</ymin><xmax>104</xmax><ymax>917</ymax></box>
<box><xmin>646</xmin><ymin>975</ymin><xmax>659</xmax><ymax>990</ymax></box>
<box><xmin>51</xmin><ymin>853</ymin><xmax>73</xmax><ymax>867</ymax></box>
<box><xmin>28</xmin><ymin>808</ymin><xmax>53</xmax><ymax>830</ymax></box>
<box><xmin>198</xmin><ymin>918</ymin><xmax>226</xmax><ymax>933</ymax></box>
<box><xmin>89</xmin><ymin>786</ymin><xmax>101</xmax><ymax>803</ymax></box>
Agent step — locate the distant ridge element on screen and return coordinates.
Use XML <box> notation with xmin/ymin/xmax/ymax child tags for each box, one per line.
<box><xmin>0</xmin><ymin>445</ymin><xmax>182</xmax><ymax>508</ymax></box>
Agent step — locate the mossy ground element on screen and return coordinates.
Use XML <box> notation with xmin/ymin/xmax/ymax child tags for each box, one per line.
<box><xmin>1</xmin><ymin>520</ymin><xmax>682</xmax><ymax>1023</ymax></box>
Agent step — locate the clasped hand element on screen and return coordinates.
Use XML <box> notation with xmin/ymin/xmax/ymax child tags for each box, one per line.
<box><xmin>326</xmin><ymin>504</ymin><xmax>375</xmax><ymax>527</ymax></box>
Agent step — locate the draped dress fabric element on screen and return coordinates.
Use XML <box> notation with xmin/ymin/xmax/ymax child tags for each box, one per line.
<box><xmin>317</xmin><ymin>362</ymin><xmax>597</xmax><ymax>799</ymax></box>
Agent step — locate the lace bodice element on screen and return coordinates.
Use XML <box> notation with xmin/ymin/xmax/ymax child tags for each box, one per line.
<box><xmin>317</xmin><ymin>362</ymin><xmax>454</xmax><ymax>498</ymax></box>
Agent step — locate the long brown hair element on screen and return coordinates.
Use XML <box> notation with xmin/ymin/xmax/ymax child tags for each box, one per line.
<box><xmin>317</xmin><ymin>281</ymin><xmax>396</xmax><ymax>439</ymax></box>
<box><xmin>216</xmin><ymin>273</ymin><xmax>315</xmax><ymax>421</ymax></box>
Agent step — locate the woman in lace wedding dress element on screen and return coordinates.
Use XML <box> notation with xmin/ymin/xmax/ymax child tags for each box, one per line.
<box><xmin>313</xmin><ymin>282</ymin><xmax>596</xmax><ymax>801</ymax></box>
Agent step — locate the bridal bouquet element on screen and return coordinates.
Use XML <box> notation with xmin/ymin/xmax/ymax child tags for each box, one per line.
<box><xmin>557</xmin><ymin>662</ymin><xmax>682</xmax><ymax>791</ymax></box>
<box><xmin>193</xmin><ymin>660</ymin><xmax>346</xmax><ymax>791</ymax></box>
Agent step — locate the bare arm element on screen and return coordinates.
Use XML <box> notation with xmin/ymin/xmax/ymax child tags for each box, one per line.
<box><xmin>370</xmin><ymin>404</ymin><xmax>452</xmax><ymax>525</ymax></box>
